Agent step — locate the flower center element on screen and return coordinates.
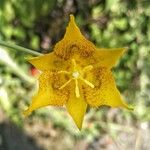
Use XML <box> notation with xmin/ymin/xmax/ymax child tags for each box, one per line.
<box><xmin>57</xmin><ymin>59</ymin><xmax>94</xmax><ymax>98</ymax></box>
<box><xmin>72</xmin><ymin>71</ymin><xmax>79</xmax><ymax>79</ymax></box>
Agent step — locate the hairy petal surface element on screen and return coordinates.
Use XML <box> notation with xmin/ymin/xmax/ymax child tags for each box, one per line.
<box><xmin>54</xmin><ymin>15</ymin><xmax>96</xmax><ymax>60</ymax></box>
<box><xmin>27</xmin><ymin>52</ymin><xmax>70</xmax><ymax>71</ymax></box>
<box><xmin>24</xmin><ymin>71</ymin><xmax>69</xmax><ymax>116</ymax></box>
<box><xmin>83</xmin><ymin>67</ymin><xmax>133</xmax><ymax>109</ymax></box>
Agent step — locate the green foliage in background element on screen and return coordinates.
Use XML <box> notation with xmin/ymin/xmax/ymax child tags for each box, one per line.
<box><xmin>0</xmin><ymin>0</ymin><xmax>150</xmax><ymax>145</ymax></box>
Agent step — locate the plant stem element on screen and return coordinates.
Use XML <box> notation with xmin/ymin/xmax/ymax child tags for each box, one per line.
<box><xmin>0</xmin><ymin>41</ymin><xmax>42</xmax><ymax>56</ymax></box>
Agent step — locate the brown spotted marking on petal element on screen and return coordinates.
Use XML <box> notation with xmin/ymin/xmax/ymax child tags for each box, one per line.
<box><xmin>82</xmin><ymin>67</ymin><xmax>113</xmax><ymax>107</ymax></box>
<box><xmin>54</xmin><ymin>38</ymin><xmax>95</xmax><ymax>60</ymax></box>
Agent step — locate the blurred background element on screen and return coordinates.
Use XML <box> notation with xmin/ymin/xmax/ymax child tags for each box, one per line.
<box><xmin>0</xmin><ymin>0</ymin><xmax>150</xmax><ymax>150</ymax></box>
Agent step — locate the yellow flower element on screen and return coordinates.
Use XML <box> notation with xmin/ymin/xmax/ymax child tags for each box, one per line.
<box><xmin>24</xmin><ymin>15</ymin><xmax>133</xmax><ymax>129</ymax></box>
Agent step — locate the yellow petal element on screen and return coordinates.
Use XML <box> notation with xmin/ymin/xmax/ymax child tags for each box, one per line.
<box><xmin>94</xmin><ymin>47</ymin><xmax>127</xmax><ymax>68</ymax></box>
<box><xmin>27</xmin><ymin>52</ymin><xmax>69</xmax><ymax>71</ymax></box>
<box><xmin>23</xmin><ymin>92</ymin><xmax>50</xmax><ymax>116</ymax></box>
<box><xmin>64</xmin><ymin>14</ymin><xmax>83</xmax><ymax>40</ymax></box>
<box><xmin>54</xmin><ymin>15</ymin><xmax>95</xmax><ymax>60</ymax></box>
<box><xmin>83</xmin><ymin>67</ymin><xmax>133</xmax><ymax>110</ymax></box>
<box><xmin>23</xmin><ymin>71</ymin><xmax>69</xmax><ymax>116</ymax></box>
<box><xmin>65</xmin><ymin>84</ymin><xmax>87</xmax><ymax>130</ymax></box>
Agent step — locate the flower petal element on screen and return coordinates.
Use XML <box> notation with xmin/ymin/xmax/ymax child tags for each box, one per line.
<box><xmin>65</xmin><ymin>85</ymin><xmax>87</xmax><ymax>130</ymax></box>
<box><xmin>64</xmin><ymin>14</ymin><xmax>83</xmax><ymax>40</ymax></box>
<box><xmin>54</xmin><ymin>15</ymin><xmax>95</xmax><ymax>60</ymax></box>
<box><xmin>94</xmin><ymin>48</ymin><xmax>127</xmax><ymax>68</ymax></box>
<box><xmin>83</xmin><ymin>67</ymin><xmax>133</xmax><ymax>110</ymax></box>
<box><xmin>27</xmin><ymin>52</ymin><xmax>69</xmax><ymax>71</ymax></box>
<box><xmin>23</xmin><ymin>71</ymin><xmax>69</xmax><ymax>116</ymax></box>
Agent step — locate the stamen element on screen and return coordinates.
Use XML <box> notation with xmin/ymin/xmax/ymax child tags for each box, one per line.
<box><xmin>83</xmin><ymin>65</ymin><xmax>93</xmax><ymax>73</ymax></box>
<box><xmin>57</xmin><ymin>71</ymin><xmax>70</xmax><ymax>74</ymax></box>
<box><xmin>75</xmin><ymin>79</ymin><xmax>80</xmax><ymax>98</ymax></box>
<box><xmin>72</xmin><ymin>59</ymin><xmax>77</xmax><ymax>71</ymax></box>
<box><xmin>58</xmin><ymin>59</ymin><xmax>94</xmax><ymax>96</ymax></box>
<box><xmin>59</xmin><ymin>79</ymin><xmax>72</xmax><ymax>89</ymax></box>
<box><xmin>80</xmin><ymin>77</ymin><xmax>94</xmax><ymax>88</ymax></box>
